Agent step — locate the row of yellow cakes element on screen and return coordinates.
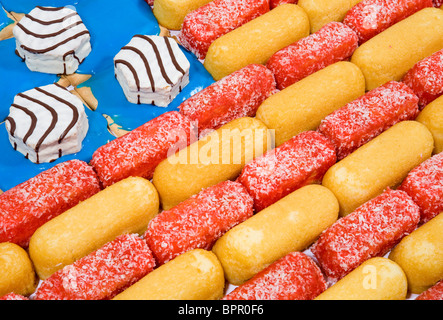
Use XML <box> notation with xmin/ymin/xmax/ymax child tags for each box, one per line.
<box><xmin>0</xmin><ymin>0</ymin><xmax>442</xmax><ymax>300</ymax></box>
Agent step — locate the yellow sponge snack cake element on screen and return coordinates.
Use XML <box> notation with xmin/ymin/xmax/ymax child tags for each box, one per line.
<box><xmin>113</xmin><ymin>249</ymin><xmax>225</xmax><ymax>300</ymax></box>
<box><xmin>322</xmin><ymin>121</ymin><xmax>434</xmax><ymax>216</ymax></box>
<box><xmin>416</xmin><ymin>95</ymin><xmax>443</xmax><ymax>155</ymax></box>
<box><xmin>256</xmin><ymin>61</ymin><xmax>365</xmax><ymax>147</ymax></box>
<box><xmin>351</xmin><ymin>8</ymin><xmax>443</xmax><ymax>90</ymax></box>
<box><xmin>212</xmin><ymin>184</ymin><xmax>339</xmax><ymax>285</ymax></box>
<box><xmin>0</xmin><ymin>242</ymin><xmax>37</xmax><ymax>297</ymax></box>
<box><xmin>204</xmin><ymin>4</ymin><xmax>310</xmax><ymax>80</ymax></box>
<box><xmin>28</xmin><ymin>177</ymin><xmax>159</xmax><ymax>279</ymax></box>
<box><xmin>153</xmin><ymin>117</ymin><xmax>271</xmax><ymax>210</ymax></box>
<box><xmin>389</xmin><ymin>213</ymin><xmax>443</xmax><ymax>294</ymax></box>
<box><xmin>298</xmin><ymin>0</ymin><xmax>363</xmax><ymax>33</ymax></box>
<box><xmin>153</xmin><ymin>0</ymin><xmax>213</xmax><ymax>30</ymax></box>
<box><xmin>315</xmin><ymin>257</ymin><xmax>408</xmax><ymax>300</ymax></box>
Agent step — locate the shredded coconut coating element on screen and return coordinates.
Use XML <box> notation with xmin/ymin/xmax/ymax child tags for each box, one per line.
<box><xmin>343</xmin><ymin>0</ymin><xmax>433</xmax><ymax>44</ymax></box>
<box><xmin>266</xmin><ymin>22</ymin><xmax>358</xmax><ymax>90</ymax></box>
<box><xmin>145</xmin><ymin>180</ymin><xmax>253</xmax><ymax>265</ymax></box>
<box><xmin>179</xmin><ymin>64</ymin><xmax>276</xmax><ymax>133</ymax></box>
<box><xmin>270</xmin><ymin>0</ymin><xmax>298</xmax><ymax>9</ymax></box>
<box><xmin>311</xmin><ymin>188</ymin><xmax>420</xmax><ymax>281</ymax></box>
<box><xmin>318</xmin><ymin>81</ymin><xmax>419</xmax><ymax>160</ymax></box>
<box><xmin>0</xmin><ymin>293</ymin><xmax>29</xmax><ymax>300</ymax></box>
<box><xmin>0</xmin><ymin>160</ymin><xmax>100</xmax><ymax>248</ymax></box>
<box><xmin>34</xmin><ymin>234</ymin><xmax>155</xmax><ymax>300</ymax></box>
<box><xmin>91</xmin><ymin>111</ymin><xmax>194</xmax><ymax>187</ymax></box>
<box><xmin>433</xmin><ymin>0</ymin><xmax>443</xmax><ymax>7</ymax></box>
<box><xmin>178</xmin><ymin>0</ymin><xmax>269</xmax><ymax>59</ymax></box>
<box><xmin>416</xmin><ymin>279</ymin><xmax>443</xmax><ymax>300</ymax></box>
<box><xmin>399</xmin><ymin>152</ymin><xmax>443</xmax><ymax>224</ymax></box>
<box><xmin>223</xmin><ymin>252</ymin><xmax>326</xmax><ymax>300</ymax></box>
<box><xmin>237</xmin><ymin>131</ymin><xmax>337</xmax><ymax>212</ymax></box>
<box><xmin>403</xmin><ymin>49</ymin><xmax>443</xmax><ymax>109</ymax></box>
<box><xmin>145</xmin><ymin>0</ymin><xmax>154</xmax><ymax>6</ymax></box>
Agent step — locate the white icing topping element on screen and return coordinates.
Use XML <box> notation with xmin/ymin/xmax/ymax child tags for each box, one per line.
<box><xmin>114</xmin><ymin>35</ymin><xmax>190</xmax><ymax>107</ymax></box>
<box><xmin>5</xmin><ymin>83</ymin><xmax>89</xmax><ymax>163</ymax></box>
<box><xmin>13</xmin><ymin>6</ymin><xmax>91</xmax><ymax>74</ymax></box>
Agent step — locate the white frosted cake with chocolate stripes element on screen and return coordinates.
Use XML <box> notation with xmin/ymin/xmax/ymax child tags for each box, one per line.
<box><xmin>13</xmin><ymin>6</ymin><xmax>91</xmax><ymax>75</ymax></box>
<box><xmin>5</xmin><ymin>83</ymin><xmax>89</xmax><ymax>164</ymax></box>
<box><xmin>114</xmin><ymin>35</ymin><xmax>190</xmax><ymax>107</ymax></box>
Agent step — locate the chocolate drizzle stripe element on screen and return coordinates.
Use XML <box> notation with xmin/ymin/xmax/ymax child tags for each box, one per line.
<box><xmin>5</xmin><ymin>117</ymin><xmax>16</xmax><ymax>137</ymax></box>
<box><xmin>134</xmin><ymin>35</ymin><xmax>174</xmax><ymax>86</ymax></box>
<box><xmin>20</xmin><ymin>30</ymin><xmax>90</xmax><ymax>54</ymax></box>
<box><xmin>54</xmin><ymin>82</ymin><xmax>69</xmax><ymax>91</ymax></box>
<box><xmin>63</xmin><ymin>50</ymin><xmax>81</xmax><ymax>63</ymax></box>
<box><xmin>16</xmin><ymin>20</ymin><xmax>85</xmax><ymax>39</ymax></box>
<box><xmin>17</xmin><ymin>92</ymin><xmax>58</xmax><ymax>153</ymax></box>
<box><xmin>10</xmin><ymin>104</ymin><xmax>37</xmax><ymax>144</ymax></box>
<box><xmin>15</xmin><ymin>49</ymin><xmax>25</xmax><ymax>61</ymax></box>
<box><xmin>35</xmin><ymin>6</ymin><xmax>65</xmax><ymax>11</ymax></box>
<box><xmin>35</xmin><ymin>86</ymin><xmax>79</xmax><ymax>143</ymax></box>
<box><xmin>115</xmin><ymin>59</ymin><xmax>141</xmax><ymax>91</ymax></box>
<box><xmin>164</xmin><ymin>37</ymin><xmax>186</xmax><ymax>76</ymax></box>
<box><xmin>24</xmin><ymin>11</ymin><xmax>78</xmax><ymax>26</ymax></box>
<box><xmin>63</xmin><ymin>50</ymin><xmax>82</xmax><ymax>74</ymax></box>
<box><xmin>121</xmin><ymin>45</ymin><xmax>156</xmax><ymax>92</ymax></box>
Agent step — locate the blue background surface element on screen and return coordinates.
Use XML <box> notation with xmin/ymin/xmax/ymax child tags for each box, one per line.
<box><xmin>0</xmin><ymin>0</ymin><xmax>215</xmax><ymax>190</ymax></box>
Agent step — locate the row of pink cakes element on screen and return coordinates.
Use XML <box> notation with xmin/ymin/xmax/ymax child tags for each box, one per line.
<box><xmin>1</xmin><ymin>0</ymin><xmax>443</xmax><ymax>300</ymax></box>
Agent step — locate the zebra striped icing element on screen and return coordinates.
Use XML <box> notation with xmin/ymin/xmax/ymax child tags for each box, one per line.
<box><xmin>13</xmin><ymin>6</ymin><xmax>91</xmax><ymax>75</ymax></box>
<box><xmin>5</xmin><ymin>83</ymin><xmax>89</xmax><ymax>164</ymax></box>
<box><xmin>114</xmin><ymin>35</ymin><xmax>190</xmax><ymax>107</ymax></box>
